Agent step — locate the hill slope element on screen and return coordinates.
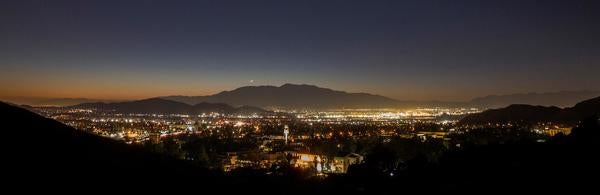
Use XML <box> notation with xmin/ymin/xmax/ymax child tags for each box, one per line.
<box><xmin>0</xmin><ymin>101</ymin><xmax>215</xmax><ymax>186</ymax></box>
<box><xmin>71</xmin><ymin>98</ymin><xmax>268</xmax><ymax>114</ymax></box>
<box><xmin>459</xmin><ymin>96</ymin><xmax>600</xmax><ymax>125</ymax></box>
<box><xmin>469</xmin><ymin>90</ymin><xmax>600</xmax><ymax>108</ymax></box>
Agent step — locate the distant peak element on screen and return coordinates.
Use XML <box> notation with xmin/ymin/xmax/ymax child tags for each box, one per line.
<box><xmin>280</xmin><ymin>83</ymin><xmax>316</xmax><ymax>88</ymax></box>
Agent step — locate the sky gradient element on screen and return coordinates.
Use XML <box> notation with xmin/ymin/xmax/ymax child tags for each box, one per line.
<box><xmin>1</xmin><ymin>0</ymin><xmax>599</xmax><ymax>101</ymax></box>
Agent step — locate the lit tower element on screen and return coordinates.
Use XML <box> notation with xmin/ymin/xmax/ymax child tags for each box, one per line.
<box><xmin>284</xmin><ymin>125</ymin><xmax>290</xmax><ymax>144</ymax></box>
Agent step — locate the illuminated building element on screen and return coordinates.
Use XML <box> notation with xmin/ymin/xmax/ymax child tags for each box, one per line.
<box><xmin>329</xmin><ymin>153</ymin><xmax>363</xmax><ymax>173</ymax></box>
<box><xmin>284</xmin><ymin>125</ymin><xmax>290</xmax><ymax>144</ymax></box>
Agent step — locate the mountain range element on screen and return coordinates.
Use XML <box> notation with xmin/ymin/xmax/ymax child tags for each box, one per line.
<box><xmin>70</xmin><ymin>98</ymin><xmax>269</xmax><ymax>115</ymax></box>
<box><xmin>4</xmin><ymin>84</ymin><xmax>598</xmax><ymax>109</ymax></box>
<box><xmin>161</xmin><ymin>83</ymin><xmax>401</xmax><ymax>109</ymax></box>
<box><xmin>0</xmin><ymin>97</ymin><xmax>106</xmax><ymax>107</ymax></box>
<box><xmin>459</xmin><ymin>96</ymin><xmax>600</xmax><ymax>125</ymax></box>
<box><xmin>162</xmin><ymin>84</ymin><xmax>599</xmax><ymax>109</ymax></box>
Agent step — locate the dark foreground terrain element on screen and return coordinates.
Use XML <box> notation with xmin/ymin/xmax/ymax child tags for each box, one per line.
<box><xmin>1</xmin><ymin>101</ymin><xmax>598</xmax><ymax>194</ymax></box>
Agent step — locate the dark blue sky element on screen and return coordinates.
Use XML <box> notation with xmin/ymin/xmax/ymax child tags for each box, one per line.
<box><xmin>1</xmin><ymin>0</ymin><xmax>599</xmax><ymax>100</ymax></box>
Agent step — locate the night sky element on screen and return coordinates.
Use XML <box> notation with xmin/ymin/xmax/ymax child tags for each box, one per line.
<box><xmin>1</xmin><ymin>0</ymin><xmax>599</xmax><ymax>101</ymax></box>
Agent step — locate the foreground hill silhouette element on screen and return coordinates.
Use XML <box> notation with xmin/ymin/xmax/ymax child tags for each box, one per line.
<box><xmin>459</xmin><ymin>96</ymin><xmax>600</xmax><ymax>125</ymax></box>
<box><xmin>0</xmin><ymin>101</ymin><xmax>351</xmax><ymax>193</ymax></box>
<box><xmin>2</xmin><ymin>101</ymin><xmax>599</xmax><ymax>193</ymax></box>
<box><xmin>432</xmin><ymin>117</ymin><xmax>600</xmax><ymax>193</ymax></box>
<box><xmin>0</xmin><ymin>101</ymin><xmax>223</xmax><ymax>189</ymax></box>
